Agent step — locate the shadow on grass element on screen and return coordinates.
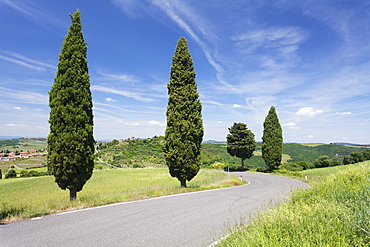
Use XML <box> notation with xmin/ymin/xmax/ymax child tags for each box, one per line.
<box><xmin>1</xmin><ymin>204</ymin><xmax>24</xmax><ymax>222</ymax></box>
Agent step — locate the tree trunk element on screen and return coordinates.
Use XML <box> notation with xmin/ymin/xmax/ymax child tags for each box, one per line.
<box><xmin>180</xmin><ymin>178</ymin><xmax>187</xmax><ymax>188</ymax></box>
<box><xmin>69</xmin><ymin>188</ymin><xmax>77</xmax><ymax>201</ymax></box>
<box><xmin>241</xmin><ymin>158</ymin><xmax>245</xmax><ymax>170</ymax></box>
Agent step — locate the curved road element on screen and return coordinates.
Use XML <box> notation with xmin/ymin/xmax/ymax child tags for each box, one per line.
<box><xmin>1</xmin><ymin>172</ymin><xmax>307</xmax><ymax>247</ymax></box>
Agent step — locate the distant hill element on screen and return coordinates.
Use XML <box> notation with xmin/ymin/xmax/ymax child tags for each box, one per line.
<box><xmin>331</xmin><ymin>142</ymin><xmax>370</xmax><ymax>147</ymax></box>
<box><xmin>0</xmin><ymin>136</ymin><xmax>21</xmax><ymax>140</ymax></box>
<box><xmin>0</xmin><ymin>138</ymin><xmax>47</xmax><ymax>151</ymax></box>
<box><xmin>202</xmin><ymin>140</ymin><xmax>225</xmax><ymax>144</ymax></box>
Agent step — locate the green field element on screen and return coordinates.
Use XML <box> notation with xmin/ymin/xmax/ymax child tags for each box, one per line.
<box><xmin>0</xmin><ymin>168</ymin><xmax>244</xmax><ymax>222</ymax></box>
<box><xmin>218</xmin><ymin>161</ymin><xmax>370</xmax><ymax>246</ymax></box>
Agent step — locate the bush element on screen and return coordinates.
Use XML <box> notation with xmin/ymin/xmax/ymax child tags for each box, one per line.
<box><xmin>343</xmin><ymin>155</ymin><xmax>354</xmax><ymax>165</ymax></box>
<box><xmin>212</xmin><ymin>162</ymin><xmax>226</xmax><ymax>170</ymax></box>
<box><xmin>29</xmin><ymin>170</ymin><xmax>40</xmax><ymax>177</ymax></box>
<box><xmin>297</xmin><ymin>161</ymin><xmax>315</xmax><ymax>170</ymax></box>
<box><xmin>5</xmin><ymin>169</ymin><xmax>17</xmax><ymax>178</ymax></box>
<box><xmin>280</xmin><ymin>162</ymin><xmax>304</xmax><ymax>171</ymax></box>
<box><xmin>314</xmin><ymin>155</ymin><xmax>330</xmax><ymax>168</ymax></box>
<box><xmin>20</xmin><ymin>171</ymin><xmax>31</xmax><ymax>177</ymax></box>
<box><xmin>329</xmin><ymin>158</ymin><xmax>342</xmax><ymax>167</ymax></box>
<box><xmin>256</xmin><ymin>167</ymin><xmax>269</xmax><ymax>173</ymax></box>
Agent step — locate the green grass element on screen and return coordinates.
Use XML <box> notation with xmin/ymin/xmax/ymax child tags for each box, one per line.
<box><xmin>301</xmin><ymin>164</ymin><xmax>360</xmax><ymax>183</ymax></box>
<box><xmin>218</xmin><ymin>161</ymin><xmax>370</xmax><ymax>246</ymax></box>
<box><xmin>0</xmin><ymin>168</ymin><xmax>244</xmax><ymax>222</ymax></box>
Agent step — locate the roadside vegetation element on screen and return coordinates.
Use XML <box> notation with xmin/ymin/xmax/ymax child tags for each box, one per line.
<box><xmin>217</xmin><ymin>162</ymin><xmax>370</xmax><ymax>247</ymax></box>
<box><xmin>0</xmin><ymin>168</ymin><xmax>244</xmax><ymax>223</ymax></box>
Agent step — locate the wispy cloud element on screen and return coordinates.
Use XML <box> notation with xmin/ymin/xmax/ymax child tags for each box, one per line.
<box><xmin>231</xmin><ymin>26</ymin><xmax>308</xmax><ymax>52</ymax></box>
<box><xmin>105</xmin><ymin>98</ymin><xmax>116</xmax><ymax>103</ymax></box>
<box><xmin>296</xmin><ymin>107</ymin><xmax>326</xmax><ymax>117</ymax></box>
<box><xmin>335</xmin><ymin>112</ymin><xmax>352</xmax><ymax>116</ymax></box>
<box><xmin>149</xmin><ymin>0</ymin><xmax>233</xmax><ymax>88</ymax></box>
<box><xmin>92</xmin><ymin>85</ymin><xmax>155</xmax><ymax>102</ymax></box>
<box><xmin>97</xmin><ymin>71</ymin><xmax>139</xmax><ymax>83</ymax></box>
<box><xmin>0</xmin><ymin>87</ymin><xmax>48</xmax><ymax>105</ymax></box>
<box><xmin>0</xmin><ymin>0</ymin><xmax>66</xmax><ymax>30</ymax></box>
<box><xmin>0</xmin><ymin>50</ymin><xmax>56</xmax><ymax>71</ymax></box>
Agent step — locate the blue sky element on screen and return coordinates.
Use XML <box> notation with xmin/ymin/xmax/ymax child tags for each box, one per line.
<box><xmin>0</xmin><ymin>0</ymin><xmax>369</xmax><ymax>143</ymax></box>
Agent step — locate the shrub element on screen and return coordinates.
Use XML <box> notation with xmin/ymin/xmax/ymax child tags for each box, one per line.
<box><xmin>212</xmin><ymin>162</ymin><xmax>226</xmax><ymax>169</ymax></box>
<box><xmin>280</xmin><ymin>162</ymin><xmax>303</xmax><ymax>171</ymax></box>
<box><xmin>314</xmin><ymin>155</ymin><xmax>330</xmax><ymax>168</ymax></box>
<box><xmin>297</xmin><ymin>161</ymin><xmax>315</xmax><ymax>170</ymax></box>
<box><xmin>20</xmin><ymin>171</ymin><xmax>31</xmax><ymax>177</ymax></box>
<box><xmin>329</xmin><ymin>158</ymin><xmax>342</xmax><ymax>167</ymax></box>
<box><xmin>256</xmin><ymin>167</ymin><xmax>269</xmax><ymax>173</ymax></box>
<box><xmin>29</xmin><ymin>170</ymin><xmax>40</xmax><ymax>177</ymax></box>
<box><xmin>343</xmin><ymin>155</ymin><xmax>354</xmax><ymax>165</ymax></box>
<box><xmin>5</xmin><ymin>169</ymin><xmax>17</xmax><ymax>178</ymax></box>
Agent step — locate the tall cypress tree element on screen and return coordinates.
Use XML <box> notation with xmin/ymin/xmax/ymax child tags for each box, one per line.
<box><xmin>262</xmin><ymin>106</ymin><xmax>283</xmax><ymax>171</ymax></box>
<box><xmin>227</xmin><ymin>122</ymin><xmax>256</xmax><ymax>170</ymax></box>
<box><xmin>165</xmin><ymin>37</ymin><xmax>204</xmax><ymax>188</ymax></box>
<box><xmin>47</xmin><ymin>9</ymin><xmax>95</xmax><ymax>201</ymax></box>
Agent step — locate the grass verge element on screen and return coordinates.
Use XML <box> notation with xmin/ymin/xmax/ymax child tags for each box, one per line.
<box><xmin>217</xmin><ymin>161</ymin><xmax>370</xmax><ymax>246</ymax></box>
<box><xmin>0</xmin><ymin>168</ymin><xmax>244</xmax><ymax>223</ymax></box>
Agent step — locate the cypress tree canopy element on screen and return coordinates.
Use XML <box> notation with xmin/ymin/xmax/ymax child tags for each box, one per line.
<box><xmin>226</xmin><ymin>122</ymin><xmax>256</xmax><ymax>170</ymax></box>
<box><xmin>262</xmin><ymin>106</ymin><xmax>283</xmax><ymax>171</ymax></box>
<box><xmin>47</xmin><ymin>9</ymin><xmax>94</xmax><ymax>200</ymax></box>
<box><xmin>165</xmin><ymin>37</ymin><xmax>204</xmax><ymax>188</ymax></box>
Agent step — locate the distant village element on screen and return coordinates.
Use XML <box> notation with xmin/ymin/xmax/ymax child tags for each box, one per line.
<box><xmin>0</xmin><ymin>150</ymin><xmax>47</xmax><ymax>162</ymax></box>
<box><xmin>0</xmin><ymin>137</ymin><xmax>47</xmax><ymax>162</ymax></box>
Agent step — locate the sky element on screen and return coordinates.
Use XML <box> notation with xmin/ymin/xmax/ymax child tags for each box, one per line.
<box><xmin>0</xmin><ymin>0</ymin><xmax>369</xmax><ymax>144</ymax></box>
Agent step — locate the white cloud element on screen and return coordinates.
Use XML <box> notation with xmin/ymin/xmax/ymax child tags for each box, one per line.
<box><xmin>296</xmin><ymin>107</ymin><xmax>326</xmax><ymax>117</ymax></box>
<box><xmin>148</xmin><ymin>120</ymin><xmax>165</xmax><ymax>126</ymax></box>
<box><xmin>283</xmin><ymin>122</ymin><xmax>300</xmax><ymax>129</ymax></box>
<box><xmin>125</xmin><ymin>122</ymin><xmax>139</xmax><ymax>126</ymax></box>
<box><xmin>308</xmin><ymin>135</ymin><xmax>314</xmax><ymax>138</ymax></box>
<box><xmin>148</xmin><ymin>120</ymin><xmax>161</xmax><ymax>125</ymax></box>
<box><xmin>14</xmin><ymin>107</ymin><xmax>21</xmax><ymax>110</ymax></box>
<box><xmin>5</xmin><ymin>123</ymin><xmax>26</xmax><ymax>127</ymax></box>
<box><xmin>283</xmin><ymin>122</ymin><xmax>296</xmax><ymax>126</ymax></box>
<box><xmin>232</xmin><ymin>104</ymin><xmax>242</xmax><ymax>108</ymax></box>
<box><xmin>335</xmin><ymin>112</ymin><xmax>352</xmax><ymax>115</ymax></box>
<box><xmin>105</xmin><ymin>97</ymin><xmax>116</xmax><ymax>102</ymax></box>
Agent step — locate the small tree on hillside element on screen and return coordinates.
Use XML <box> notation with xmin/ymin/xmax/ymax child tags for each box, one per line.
<box><xmin>226</xmin><ymin>122</ymin><xmax>256</xmax><ymax>170</ymax></box>
<box><xmin>262</xmin><ymin>106</ymin><xmax>283</xmax><ymax>171</ymax></box>
<box><xmin>165</xmin><ymin>37</ymin><xmax>204</xmax><ymax>188</ymax></box>
<box><xmin>47</xmin><ymin>10</ymin><xmax>95</xmax><ymax>201</ymax></box>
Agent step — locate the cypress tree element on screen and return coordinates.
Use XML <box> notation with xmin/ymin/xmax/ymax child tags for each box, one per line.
<box><xmin>262</xmin><ymin>106</ymin><xmax>283</xmax><ymax>171</ymax></box>
<box><xmin>165</xmin><ymin>37</ymin><xmax>204</xmax><ymax>188</ymax></box>
<box><xmin>47</xmin><ymin>9</ymin><xmax>94</xmax><ymax>201</ymax></box>
<box><xmin>226</xmin><ymin>122</ymin><xmax>256</xmax><ymax>170</ymax></box>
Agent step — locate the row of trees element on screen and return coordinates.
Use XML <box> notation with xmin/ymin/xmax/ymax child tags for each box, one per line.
<box><xmin>226</xmin><ymin>106</ymin><xmax>283</xmax><ymax>171</ymax></box>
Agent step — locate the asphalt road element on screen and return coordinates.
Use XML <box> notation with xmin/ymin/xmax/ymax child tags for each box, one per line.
<box><xmin>1</xmin><ymin>172</ymin><xmax>308</xmax><ymax>247</ymax></box>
